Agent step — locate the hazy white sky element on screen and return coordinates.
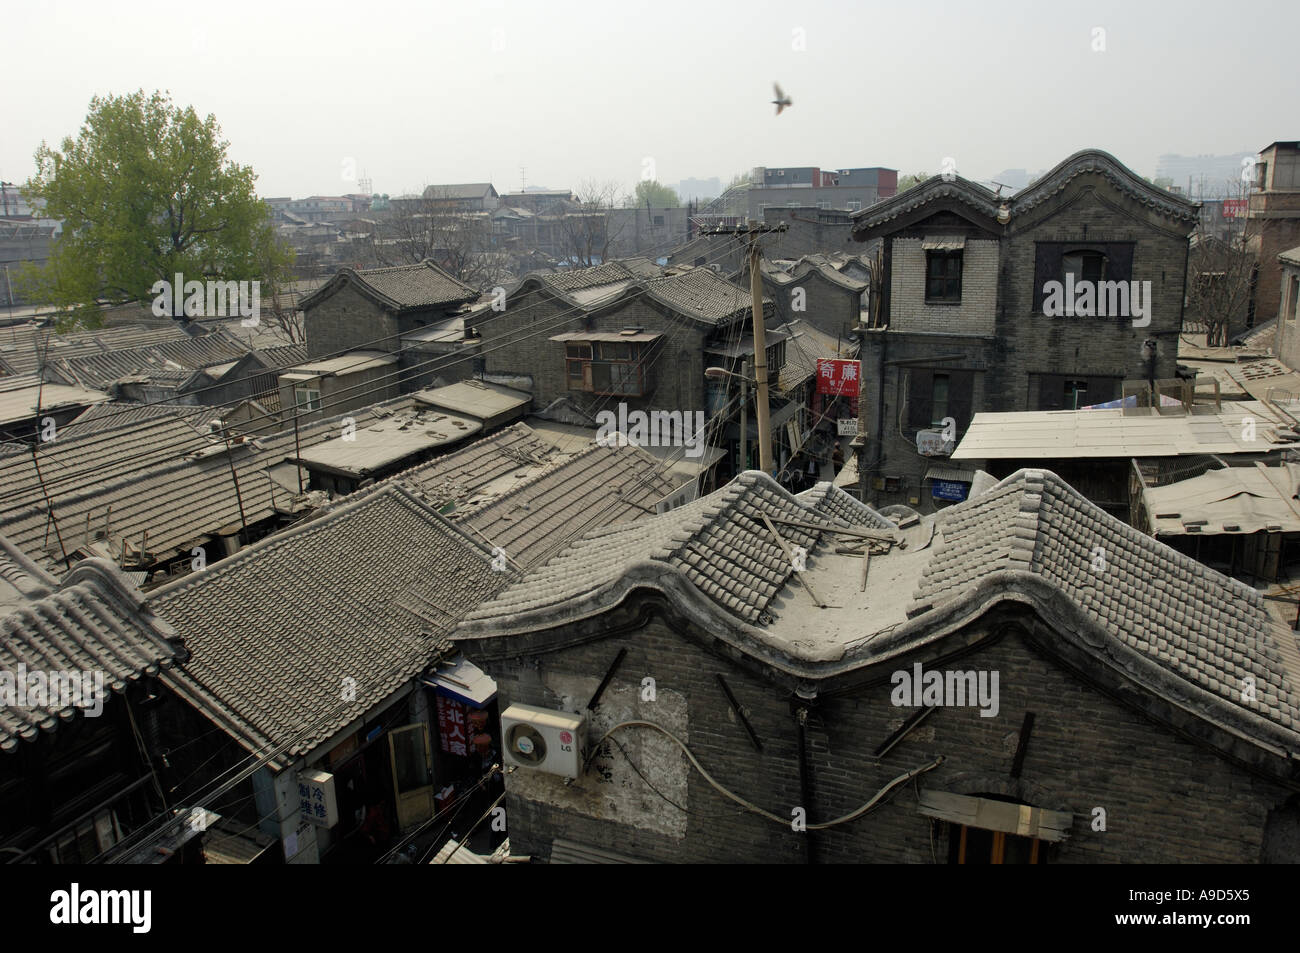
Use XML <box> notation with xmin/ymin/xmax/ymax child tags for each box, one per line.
<box><xmin>5</xmin><ymin>0</ymin><xmax>1295</xmax><ymax>198</ymax></box>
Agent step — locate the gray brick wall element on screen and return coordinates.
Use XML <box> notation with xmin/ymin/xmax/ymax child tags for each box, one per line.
<box><xmin>764</xmin><ymin>272</ymin><xmax>864</xmax><ymax>341</ymax></box>
<box><xmin>303</xmin><ymin>285</ymin><xmax>401</xmax><ymax>360</ymax></box>
<box><xmin>479</xmin><ymin>288</ymin><xmax>748</xmax><ymax>419</ymax></box>
<box><xmin>466</xmin><ymin>604</ymin><xmax>1293</xmax><ymax>863</ymax></box>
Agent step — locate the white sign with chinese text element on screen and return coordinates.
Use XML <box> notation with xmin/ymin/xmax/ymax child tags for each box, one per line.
<box><xmin>837</xmin><ymin>418</ymin><xmax>859</xmax><ymax>436</ymax></box>
<box><xmin>296</xmin><ymin>769</ymin><xmax>339</xmax><ymax>828</ymax></box>
<box><xmin>916</xmin><ymin>430</ymin><xmax>955</xmax><ymax>457</ymax></box>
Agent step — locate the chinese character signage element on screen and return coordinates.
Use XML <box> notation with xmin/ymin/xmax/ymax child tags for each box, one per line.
<box><xmin>836</xmin><ymin>418</ymin><xmax>858</xmax><ymax>436</ymax></box>
<box><xmin>816</xmin><ymin>359</ymin><xmax>859</xmax><ymax>397</ymax></box>
<box><xmin>296</xmin><ymin>769</ymin><xmax>339</xmax><ymax>828</ymax></box>
<box><xmin>436</xmin><ymin>694</ymin><xmax>470</xmax><ymax>757</ymax></box>
<box><xmin>916</xmin><ymin>430</ymin><xmax>955</xmax><ymax>457</ymax></box>
<box><xmin>1222</xmin><ymin>199</ymin><xmax>1247</xmax><ymax>219</ymax></box>
<box><xmin>931</xmin><ymin>480</ymin><xmax>968</xmax><ymax>502</ymax></box>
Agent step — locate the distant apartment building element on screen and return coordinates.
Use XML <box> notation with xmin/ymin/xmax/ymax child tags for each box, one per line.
<box><xmin>285</xmin><ymin>196</ymin><xmax>355</xmax><ymax>222</ymax></box>
<box><xmin>677</xmin><ymin>177</ymin><xmax>722</xmax><ymax>202</ymax></box>
<box><xmin>1156</xmin><ymin>151</ymin><xmax>1255</xmax><ymax>198</ymax></box>
<box><xmin>499</xmin><ymin>190</ymin><xmax>574</xmax><ymax>213</ymax></box>
<box><xmin>747</xmin><ymin>166</ymin><xmax>898</xmax><ymax>219</ymax></box>
<box><xmin>419</xmin><ymin>183</ymin><xmax>500</xmax><ymax>213</ymax></box>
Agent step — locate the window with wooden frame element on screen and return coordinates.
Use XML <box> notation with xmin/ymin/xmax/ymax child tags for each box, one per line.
<box><xmin>950</xmin><ymin>825</ymin><xmax>1047</xmax><ymax>864</ymax></box>
<box><xmin>918</xmin><ymin>790</ymin><xmax>1069</xmax><ymax>865</ymax></box>
<box><xmin>925</xmin><ymin>251</ymin><xmax>963</xmax><ymax>303</ymax></box>
<box><xmin>565</xmin><ymin>340</ymin><xmax>647</xmax><ymax>396</ymax></box>
<box><xmin>565</xmin><ymin>342</ymin><xmax>591</xmax><ymax>388</ymax></box>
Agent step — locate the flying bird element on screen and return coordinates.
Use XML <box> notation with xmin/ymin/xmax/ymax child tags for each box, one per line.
<box><xmin>771</xmin><ymin>82</ymin><xmax>792</xmax><ymax>115</ymax></box>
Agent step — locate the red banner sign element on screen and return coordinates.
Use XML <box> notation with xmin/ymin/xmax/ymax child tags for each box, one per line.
<box><xmin>816</xmin><ymin>358</ymin><xmax>860</xmax><ymax>397</ymax></box>
<box><xmin>435</xmin><ymin>694</ymin><xmax>470</xmax><ymax>757</ymax></box>
<box><xmin>1222</xmin><ymin>199</ymin><xmax>1247</xmax><ymax>219</ymax></box>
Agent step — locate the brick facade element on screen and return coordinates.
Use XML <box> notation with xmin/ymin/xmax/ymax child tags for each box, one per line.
<box><xmin>762</xmin><ymin>270</ymin><xmax>864</xmax><ymax>342</ymax></box>
<box><xmin>852</xmin><ymin>152</ymin><xmax>1198</xmax><ymax>513</ymax></box>
<box><xmin>461</xmin><ymin>596</ymin><xmax>1296</xmax><ymax>863</ymax></box>
<box><xmin>478</xmin><ymin>285</ymin><xmax>764</xmax><ymax>421</ymax></box>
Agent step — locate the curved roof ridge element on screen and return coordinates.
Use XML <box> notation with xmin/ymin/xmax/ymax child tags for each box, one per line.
<box><xmin>1011</xmin><ymin>148</ymin><xmax>1200</xmax><ymax>221</ymax></box>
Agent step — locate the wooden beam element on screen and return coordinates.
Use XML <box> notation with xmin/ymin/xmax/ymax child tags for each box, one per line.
<box><xmin>586</xmin><ymin>647</ymin><xmax>627</xmax><ymax>711</ymax></box>
<box><xmin>716</xmin><ymin>674</ymin><xmax>762</xmax><ymax>751</ymax></box>
<box><xmin>769</xmin><ymin>516</ymin><xmax>898</xmax><ymax>543</ymax></box>
<box><xmin>760</xmin><ymin>512</ymin><xmax>825</xmax><ymax>607</ymax></box>
<box><xmin>1010</xmin><ymin>711</ymin><xmax>1035</xmax><ymax>779</ymax></box>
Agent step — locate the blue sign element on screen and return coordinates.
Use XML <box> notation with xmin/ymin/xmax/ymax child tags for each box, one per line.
<box><xmin>932</xmin><ymin>480</ymin><xmax>968</xmax><ymax>502</ymax></box>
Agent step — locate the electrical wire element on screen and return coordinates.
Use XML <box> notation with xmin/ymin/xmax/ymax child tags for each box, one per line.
<box><xmin>586</xmin><ymin>720</ymin><xmax>943</xmax><ymax>830</ymax></box>
<box><xmin>433</xmin><ymin>791</ymin><xmax>505</xmax><ymax>865</ymax></box>
<box><xmin>13</xmin><ymin>235</ymin><xmax>749</xmax><ymax>502</ymax></box>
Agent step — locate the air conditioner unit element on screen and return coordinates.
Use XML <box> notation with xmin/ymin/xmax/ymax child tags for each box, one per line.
<box><xmin>500</xmin><ymin>704</ymin><xmax>587</xmax><ymax>779</ymax></box>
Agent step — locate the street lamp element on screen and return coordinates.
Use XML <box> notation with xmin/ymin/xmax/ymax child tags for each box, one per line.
<box><xmin>704</xmin><ymin>366</ymin><xmax>752</xmax><ymax>382</ymax></box>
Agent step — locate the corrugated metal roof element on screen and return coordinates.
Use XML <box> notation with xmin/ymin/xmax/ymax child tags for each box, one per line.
<box><xmin>953</xmin><ymin>401</ymin><xmax>1297</xmax><ymax>460</ymax></box>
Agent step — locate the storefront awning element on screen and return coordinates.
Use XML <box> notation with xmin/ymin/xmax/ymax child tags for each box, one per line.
<box><xmin>423</xmin><ymin>655</ymin><xmax>497</xmax><ymax>708</ymax></box>
<box><xmin>924</xmin><ymin>465</ymin><xmax>976</xmax><ymax>484</ymax></box>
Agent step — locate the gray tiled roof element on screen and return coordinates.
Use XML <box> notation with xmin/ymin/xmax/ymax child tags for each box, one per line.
<box><xmin>910</xmin><ymin>468</ymin><xmax>1300</xmax><ymax>734</ymax></box>
<box><xmin>48</xmin><ymin>328</ymin><xmax>253</xmax><ymax>390</ymax></box>
<box><xmin>460</xmin><ymin>471</ymin><xmax>881</xmax><ymax>628</ymax></box>
<box><xmin>0</xmin><ymin>536</ymin><xmax>184</xmax><ymax>751</ymax></box>
<box><xmin>63</xmin><ymin>401</ymin><xmax>222</xmax><ymax>436</ymax></box>
<box><xmin>423</xmin><ymin>183</ymin><xmax>496</xmax><ymax>200</ymax></box>
<box><xmin>542</xmin><ymin>261</ymin><xmax>640</xmax><ymax>293</ymax></box>
<box><xmin>149</xmin><ymin>485</ymin><xmax>506</xmax><ymax>762</ymax></box>
<box><xmin>460</xmin><ymin>442</ymin><xmax>681</xmax><ymax>570</ymax></box>
<box><xmin>0</xmin><ymin>398</ymin><xmax>427</xmax><ymax>572</ymax></box>
<box><xmin>301</xmin><ymin>261</ymin><xmax>480</xmax><ymax>314</ymax></box>
<box><xmin>459</xmin><ymin>466</ymin><xmax>1300</xmax><ymax>757</ymax></box>
<box><xmin>795</xmin><ymin>480</ymin><xmax>895</xmax><ymax>530</ymax></box>
<box><xmin>521</xmin><ymin>260</ymin><xmax>762</xmax><ymax>326</ymax></box>
<box><xmin>0</xmin><ymin>324</ymin><xmax>194</xmax><ymax>377</ymax></box>
<box><xmin>377</xmin><ymin>422</ymin><xmax>559</xmax><ymax>508</ymax></box>
<box><xmin>642</xmin><ymin>268</ymin><xmax>768</xmax><ymax>324</ymax></box>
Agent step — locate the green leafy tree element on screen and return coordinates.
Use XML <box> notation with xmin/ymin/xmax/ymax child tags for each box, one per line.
<box><xmin>632</xmin><ymin>179</ymin><xmax>680</xmax><ymax>208</ymax></box>
<box><xmin>19</xmin><ymin>89</ymin><xmax>290</xmax><ymax>326</ymax></box>
<box><xmin>896</xmin><ymin>172</ymin><xmax>931</xmax><ymax>193</ymax></box>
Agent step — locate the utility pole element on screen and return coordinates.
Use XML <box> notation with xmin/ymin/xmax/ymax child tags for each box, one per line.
<box><xmin>739</xmin><ymin>357</ymin><xmax>749</xmax><ymax>472</ymax></box>
<box><xmin>701</xmin><ymin>222</ymin><xmax>785</xmax><ymax>474</ymax></box>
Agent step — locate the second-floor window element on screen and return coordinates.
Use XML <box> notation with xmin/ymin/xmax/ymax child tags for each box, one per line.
<box><xmin>565</xmin><ymin>340</ymin><xmax>646</xmax><ymax>396</ymax></box>
<box><xmin>294</xmin><ymin>384</ymin><xmax>321</xmax><ymax>411</ymax></box>
<box><xmin>926</xmin><ymin>251</ymin><xmax>963</xmax><ymax>303</ymax></box>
